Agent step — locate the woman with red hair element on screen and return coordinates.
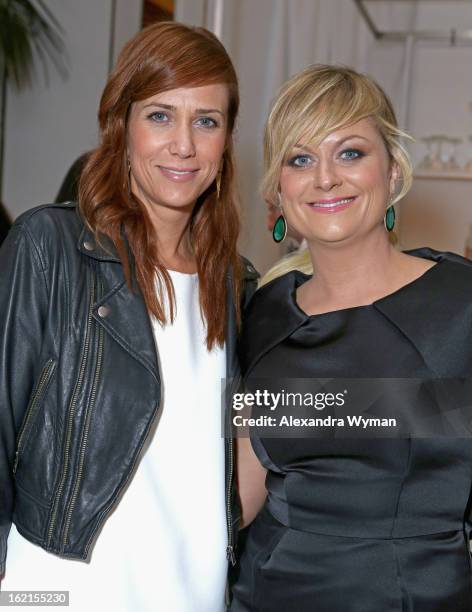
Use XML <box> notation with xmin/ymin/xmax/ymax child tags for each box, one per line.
<box><xmin>0</xmin><ymin>21</ymin><xmax>257</xmax><ymax>611</ymax></box>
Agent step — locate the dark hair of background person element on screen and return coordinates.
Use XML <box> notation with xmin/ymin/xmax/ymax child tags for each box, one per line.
<box><xmin>0</xmin><ymin>202</ymin><xmax>12</xmax><ymax>247</ymax></box>
<box><xmin>55</xmin><ymin>153</ymin><xmax>90</xmax><ymax>203</ymax></box>
<box><xmin>78</xmin><ymin>21</ymin><xmax>242</xmax><ymax>349</ymax></box>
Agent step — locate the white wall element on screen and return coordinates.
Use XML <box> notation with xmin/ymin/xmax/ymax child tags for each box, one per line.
<box><xmin>113</xmin><ymin>0</ymin><xmax>144</xmax><ymax>65</ymax></box>
<box><xmin>388</xmin><ymin>14</ymin><xmax>472</xmax><ymax>255</ymax></box>
<box><xmin>3</xmin><ymin>0</ymin><xmax>142</xmax><ymax>220</ymax></box>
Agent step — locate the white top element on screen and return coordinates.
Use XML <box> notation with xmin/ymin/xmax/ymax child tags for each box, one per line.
<box><xmin>3</xmin><ymin>270</ymin><xmax>228</xmax><ymax>612</ymax></box>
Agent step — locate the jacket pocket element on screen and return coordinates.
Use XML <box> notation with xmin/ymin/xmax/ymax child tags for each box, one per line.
<box><xmin>13</xmin><ymin>358</ymin><xmax>56</xmax><ymax>474</ymax></box>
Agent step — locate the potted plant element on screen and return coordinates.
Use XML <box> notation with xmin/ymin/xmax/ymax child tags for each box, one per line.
<box><xmin>0</xmin><ymin>0</ymin><xmax>64</xmax><ymax>199</ymax></box>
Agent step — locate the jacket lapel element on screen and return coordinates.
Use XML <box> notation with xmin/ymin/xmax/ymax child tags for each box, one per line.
<box><xmin>92</xmin><ymin>275</ymin><xmax>160</xmax><ymax>384</ymax></box>
<box><xmin>78</xmin><ymin>227</ymin><xmax>160</xmax><ymax>384</ymax></box>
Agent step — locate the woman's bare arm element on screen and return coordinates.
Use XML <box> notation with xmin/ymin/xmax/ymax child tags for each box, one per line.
<box><xmin>236</xmin><ymin>437</ymin><xmax>268</xmax><ymax>528</ymax></box>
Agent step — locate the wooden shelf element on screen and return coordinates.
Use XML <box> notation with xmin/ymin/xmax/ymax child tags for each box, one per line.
<box><xmin>414</xmin><ymin>171</ymin><xmax>472</xmax><ymax>181</ymax></box>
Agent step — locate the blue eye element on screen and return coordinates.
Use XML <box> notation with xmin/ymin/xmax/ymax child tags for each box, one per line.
<box><xmin>288</xmin><ymin>155</ymin><xmax>313</xmax><ymax>168</ymax></box>
<box><xmin>339</xmin><ymin>148</ymin><xmax>363</xmax><ymax>161</ymax></box>
<box><xmin>196</xmin><ymin>117</ymin><xmax>218</xmax><ymax>128</ymax></box>
<box><xmin>148</xmin><ymin>111</ymin><xmax>169</xmax><ymax>122</ymax></box>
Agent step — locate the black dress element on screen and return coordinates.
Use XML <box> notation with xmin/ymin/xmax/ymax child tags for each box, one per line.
<box><xmin>230</xmin><ymin>249</ymin><xmax>472</xmax><ymax>612</ymax></box>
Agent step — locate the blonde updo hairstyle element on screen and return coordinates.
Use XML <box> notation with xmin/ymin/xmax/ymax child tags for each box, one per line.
<box><xmin>261</xmin><ymin>64</ymin><xmax>413</xmax><ymax>286</ymax></box>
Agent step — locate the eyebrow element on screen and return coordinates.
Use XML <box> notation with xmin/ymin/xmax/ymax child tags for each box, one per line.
<box><xmin>142</xmin><ymin>102</ymin><xmax>225</xmax><ymax>117</ymax></box>
<box><xmin>295</xmin><ymin>135</ymin><xmax>370</xmax><ymax>151</ymax></box>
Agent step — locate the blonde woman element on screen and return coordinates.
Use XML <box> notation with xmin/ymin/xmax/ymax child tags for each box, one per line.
<box><xmin>231</xmin><ymin>65</ymin><xmax>472</xmax><ymax>611</ymax></box>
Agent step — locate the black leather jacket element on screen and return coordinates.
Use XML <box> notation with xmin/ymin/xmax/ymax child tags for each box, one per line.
<box><xmin>0</xmin><ymin>202</ymin><xmax>259</xmax><ymax>574</ymax></box>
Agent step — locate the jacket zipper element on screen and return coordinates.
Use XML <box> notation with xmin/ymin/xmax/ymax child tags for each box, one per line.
<box><xmin>61</xmin><ymin>278</ymin><xmax>104</xmax><ymax>549</ymax></box>
<box><xmin>226</xmin><ymin>399</ymin><xmax>236</xmax><ymax>566</ymax></box>
<box><xmin>13</xmin><ymin>359</ymin><xmax>56</xmax><ymax>474</ymax></box>
<box><xmin>46</xmin><ymin>272</ymin><xmax>96</xmax><ymax>548</ymax></box>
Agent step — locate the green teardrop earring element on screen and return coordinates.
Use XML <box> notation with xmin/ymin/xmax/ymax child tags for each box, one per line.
<box><xmin>272</xmin><ymin>214</ymin><xmax>287</xmax><ymax>243</ymax></box>
<box><xmin>384</xmin><ymin>205</ymin><xmax>395</xmax><ymax>232</ymax></box>
<box><xmin>273</xmin><ymin>192</ymin><xmax>287</xmax><ymax>243</ymax></box>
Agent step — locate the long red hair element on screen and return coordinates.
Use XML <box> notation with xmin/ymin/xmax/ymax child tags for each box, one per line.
<box><xmin>79</xmin><ymin>21</ymin><xmax>241</xmax><ymax>348</ymax></box>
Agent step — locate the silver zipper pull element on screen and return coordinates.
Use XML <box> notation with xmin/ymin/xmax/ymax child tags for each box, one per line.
<box><xmin>13</xmin><ymin>451</ymin><xmax>19</xmax><ymax>474</ymax></box>
<box><xmin>226</xmin><ymin>544</ymin><xmax>236</xmax><ymax>566</ymax></box>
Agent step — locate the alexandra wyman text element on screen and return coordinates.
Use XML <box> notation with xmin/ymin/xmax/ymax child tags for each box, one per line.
<box><xmin>233</xmin><ymin>415</ymin><xmax>397</xmax><ymax>428</ymax></box>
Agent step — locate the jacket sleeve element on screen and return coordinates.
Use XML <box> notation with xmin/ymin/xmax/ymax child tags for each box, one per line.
<box><xmin>0</xmin><ymin>220</ymin><xmax>48</xmax><ymax>575</ymax></box>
